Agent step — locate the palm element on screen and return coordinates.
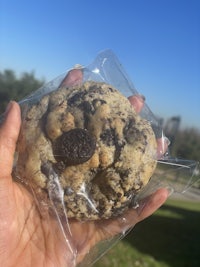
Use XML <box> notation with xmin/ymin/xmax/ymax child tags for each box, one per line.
<box><xmin>0</xmin><ymin>180</ymin><xmax>66</xmax><ymax>266</ymax></box>
<box><xmin>0</xmin><ymin>73</ymin><xmax>168</xmax><ymax>266</ymax></box>
<box><xmin>1</xmin><ymin>177</ymin><xmax>167</xmax><ymax>267</ymax></box>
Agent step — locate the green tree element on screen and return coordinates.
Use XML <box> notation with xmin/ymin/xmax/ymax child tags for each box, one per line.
<box><xmin>0</xmin><ymin>69</ymin><xmax>44</xmax><ymax>114</ymax></box>
<box><xmin>171</xmin><ymin>127</ymin><xmax>200</xmax><ymax>162</ymax></box>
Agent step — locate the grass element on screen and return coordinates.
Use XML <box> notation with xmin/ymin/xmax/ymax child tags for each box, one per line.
<box><xmin>92</xmin><ymin>198</ymin><xmax>200</xmax><ymax>267</ymax></box>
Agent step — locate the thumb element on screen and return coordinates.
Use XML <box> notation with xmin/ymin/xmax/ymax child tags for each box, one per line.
<box><xmin>0</xmin><ymin>101</ymin><xmax>21</xmax><ymax>180</ymax></box>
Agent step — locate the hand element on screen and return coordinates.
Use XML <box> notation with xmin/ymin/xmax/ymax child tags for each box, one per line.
<box><xmin>0</xmin><ymin>70</ymin><xmax>169</xmax><ymax>267</ymax></box>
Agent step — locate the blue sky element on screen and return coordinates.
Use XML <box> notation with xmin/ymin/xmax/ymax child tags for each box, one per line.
<box><xmin>1</xmin><ymin>0</ymin><xmax>200</xmax><ymax>129</ymax></box>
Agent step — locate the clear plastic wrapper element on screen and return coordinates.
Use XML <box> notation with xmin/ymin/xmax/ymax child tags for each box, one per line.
<box><xmin>7</xmin><ymin>49</ymin><xmax>199</xmax><ymax>266</ymax></box>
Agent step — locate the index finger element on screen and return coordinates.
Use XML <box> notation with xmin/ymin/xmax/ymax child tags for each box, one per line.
<box><xmin>60</xmin><ymin>68</ymin><xmax>83</xmax><ymax>88</ymax></box>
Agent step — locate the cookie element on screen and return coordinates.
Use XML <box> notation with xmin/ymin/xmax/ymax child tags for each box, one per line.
<box><xmin>15</xmin><ymin>81</ymin><xmax>157</xmax><ymax>220</ymax></box>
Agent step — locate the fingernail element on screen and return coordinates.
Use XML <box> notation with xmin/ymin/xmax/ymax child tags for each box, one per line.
<box><xmin>164</xmin><ymin>137</ymin><xmax>171</xmax><ymax>146</ymax></box>
<box><xmin>165</xmin><ymin>186</ymin><xmax>174</xmax><ymax>197</ymax></box>
<box><xmin>73</xmin><ymin>64</ymin><xmax>83</xmax><ymax>69</ymax></box>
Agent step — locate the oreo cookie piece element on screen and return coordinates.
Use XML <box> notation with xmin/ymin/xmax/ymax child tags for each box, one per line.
<box><xmin>16</xmin><ymin>81</ymin><xmax>157</xmax><ymax>220</ymax></box>
<box><xmin>53</xmin><ymin>128</ymin><xmax>96</xmax><ymax>166</ymax></box>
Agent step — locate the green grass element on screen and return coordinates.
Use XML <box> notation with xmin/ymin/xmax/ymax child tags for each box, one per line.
<box><xmin>92</xmin><ymin>198</ymin><xmax>200</xmax><ymax>267</ymax></box>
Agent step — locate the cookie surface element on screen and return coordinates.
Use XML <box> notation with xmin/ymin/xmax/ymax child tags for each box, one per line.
<box><xmin>16</xmin><ymin>81</ymin><xmax>157</xmax><ymax>220</ymax></box>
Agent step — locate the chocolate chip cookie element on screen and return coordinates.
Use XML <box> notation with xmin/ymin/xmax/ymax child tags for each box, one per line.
<box><xmin>15</xmin><ymin>81</ymin><xmax>157</xmax><ymax>220</ymax></box>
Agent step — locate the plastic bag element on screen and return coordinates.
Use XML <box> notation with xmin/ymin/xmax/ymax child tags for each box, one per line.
<box><xmin>11</xmin><ymin>49</ymin><xmax>199</xmax><ymax>266</ymax></box>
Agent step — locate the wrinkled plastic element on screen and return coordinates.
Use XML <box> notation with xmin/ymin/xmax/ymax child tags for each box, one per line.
<box><xmin>9</xmin><ymin>50</ymin><xmax>200</xmax><ymax>266</ymax></box>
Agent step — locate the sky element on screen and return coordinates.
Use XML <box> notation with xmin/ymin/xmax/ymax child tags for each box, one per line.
<box><xmin>1</xmin><ymin>0</ymin><xmax>200</xmax><ymax>129</ymax></box>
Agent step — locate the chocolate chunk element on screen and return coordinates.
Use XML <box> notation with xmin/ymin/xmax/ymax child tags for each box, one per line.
<box><xmin>124</xmin><ymin>118</ymin><xmax>139</xmax><ymax>144</ymax></box>
<box><xmin>100</xmin><ymin>128</ymin><xmax>115</xmax><ymax>146</ymax></box>
<box><xmin>41</xmin><ymin>161</ymin><xmax>55</xmax><ymax>178</ymax></box>
<box><xmin>67</xmin><ymin>91</ymin><xmax>85</xmax><ymax>106</ymax></box>
<box><xmin>53</xmin><ymin>128</ymin><xmax>96</xmax><ymax>166</ymax></box>
<box><xmin>78</xmin><ymin>101</ymin><xmax>93</xmax><ymax>113</ymax></box>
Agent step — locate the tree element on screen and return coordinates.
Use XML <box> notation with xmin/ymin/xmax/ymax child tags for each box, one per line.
<box><xmin>0</xmin><ymin>69</ymin><xmax>45</xmax><ymax>114</ymax></box>
<box><xmin>171</xmin><ymin>127</ymin><xmax>200</xmax><ymax>162</ymax></box>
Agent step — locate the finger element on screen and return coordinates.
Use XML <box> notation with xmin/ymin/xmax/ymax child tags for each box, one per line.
<box><xmin>128</xmin><ymin>95</ymin><xmax>145</xmax><ymax>113</ymax></box>
<box><xmin>136</xmin><ymin>188</ymin><xmax>169</xmax><ymax>221</ymax></box>
<box><xmin>0</xmin><ymin>101</ymin><xmax>21</xmax><ymax>179</ymax></box>
<box><xmin>128</xmin><ymin>95</ymin><xmax>170</xmax><ymax>158</ymax></box>
<box><xmin>100</xmin><ymin>188</ymin><xmax>169</xmax><ymax>239</ymax></box>
<box><xmin>60</xmin><ymin>69</ymin><xmax>83</xmax><ymax>87</ymax></box>
<box><xmin>75</xmin><ymin>188</ymin><xmax>169</xmax><ymax>265</ymax></box>
<box><xmin>156</xmin><ymin>137</ymin><xmax>170</xmax><ymax>159</ymax></box>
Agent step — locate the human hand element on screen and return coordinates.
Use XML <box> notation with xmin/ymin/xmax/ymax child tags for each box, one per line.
<box><xmin>0</xmin><ymin>102</ymin><xmax>76</xmax><ymax>267</ymax></box>
<box><xmin>0</xmin><ymin>70</ymin><xmax>169</xmax><ymax>267</ymax></box>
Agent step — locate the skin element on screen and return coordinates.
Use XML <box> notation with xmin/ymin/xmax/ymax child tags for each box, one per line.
<box><xmin>0</xmin><ymin>70</ymin><xmax>169</xmax><ymax>267</ymax></box>
<box><xmin>128</xmin><ymin>95</ymin><xmax>169</xmax><ymax>158</ymax></box>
